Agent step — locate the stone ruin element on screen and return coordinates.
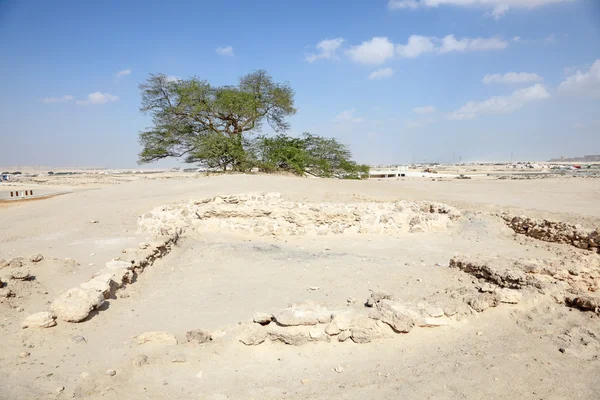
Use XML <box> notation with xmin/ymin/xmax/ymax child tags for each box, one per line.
<box><xmin>137</xmin><ymin>192</ymin><xmax>461</xmax><ymax>237</ymax></box>
<box><xmin>503</xmin><ymin>215</ymin><xmax>600</xmax><ymax>253</ymax></box>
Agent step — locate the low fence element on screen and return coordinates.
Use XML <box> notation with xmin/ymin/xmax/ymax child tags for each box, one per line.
<box><xmin>9</xmin><ymin>190</ymin><xmax>34</xmax><ymax>198</ymax></box>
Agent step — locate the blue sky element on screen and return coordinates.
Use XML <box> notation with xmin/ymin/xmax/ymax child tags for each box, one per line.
<box><xmin>0</xmin><ymin>0</ymin><xmax>599</xmax><ymax>167</ymax></box>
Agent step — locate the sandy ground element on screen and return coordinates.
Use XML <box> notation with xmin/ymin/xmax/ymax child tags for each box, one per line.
<box><xmin>1</xmin><ymin>174</ymin><xmax>599</xmax><ymax>399</ymax></box>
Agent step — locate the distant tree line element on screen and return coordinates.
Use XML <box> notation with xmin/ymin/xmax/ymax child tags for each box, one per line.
<box><xmin>137</xmin><ymin>70</ymin><xmax>369</xmax><ymax>179</ymax></box>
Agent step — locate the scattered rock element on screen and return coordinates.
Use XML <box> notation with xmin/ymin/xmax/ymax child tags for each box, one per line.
<box><xmin>51</xmin><ymin>287</ymin><xmax>105</xmax><ymax>322</ymax></box>
<box><xmin>273</xmin><ymin>301</ymin><xmax>334</xmax><ymax>326</ymax></box>
<box><xmin>89</xmin><ymin>220</ymin><xmax>99</xmax><ymax>224</ymax></box>
<box><xmin>351</xmin><ymin>317</ymin><xmax>387</xmax><ymax>343</ymax></box>
<box><xmin>55</xmin><ymin>386</ymin><xmax>65</xmax><ymax>393</ymax></box>
<box><xmin>309</xmin><ymin>324</ymin><xmax>328</xmax><ymax>341</ymax></box>
<box><xmin>0</xmin><ymin>288</ymin><xmax>15</xmax><ymax>298</ymax></box>
<box><xmin>171</xmin><ymin>355</ymin><xmax>186</xmax><ymax>363</ymax></box>
<box><xmin>79</xmin><ymin>274</ymin><xmax>115</xmax><ymax>298</ymax></box>
<box><xmin>29</xmin><ymin>254</ymin><xmax>44</xmax><ymax>263</ymax></box>
<box><xmin>19</xmin><ymin>351</ymin><xmax>30</xmax><ymax>358</ymax></box>
<box><xmin>21</xmin><ymin>312</ymin><xmax>56</xmax><ymax>329</ymax></box>
<box><xmin>186</xmin><ymin>329</ymin><xmax>212</xmax><ymax>344</ymax></box>
<box><xmin>495</xmin><ymin>288</ymin><xmax>522</xmax><ymax>304</ymax></box>
<box><xmin>370</xmin><ymin>300</ymin><xmax>414</xmax><ymax>333</ymax></box>
<box><xmin>106</xmin><ymin>369</ymin><xmax>116</xmax><ymax>376</ymax></box>
<box><xmin>7</xmin><ymin>257</ymin><xmax>25</xmax><ymax>269</ymax></box>
<box><xmin>310</xmin><ymin>286</ymin><xmax>320</xmax><ymax>291</ymax></box>
<box><xmin>253</xmin><ymin>312</ymin><xmax>273</xmax><ymax>325</ymax></box>
<box><xmin>268</xmin><ymin>325</ymin><xmax>311</xmax><ymax>345</ymax></box>
<box><xmin>467</xmin><ymin>297</ymin><xmax>491</xmax><ymax>312</ymax></box>
<box><xmin>337</xmin><ymin>330</ymin><xmax>352</xmax><ymax>342</ymax></box>
<box><xmin>300</xmin><ymin>379</ymin><xmax>310</xmax><ymax>385</ymax></box>
<box><xmin>132</xmin><ymin>355</ymin><xmax>148</xmax><ymax>367</ymax></box>
<box><xmin>365</xmin><ymin>291</ymin><xmax>394</xmax><ymax>308</ymax></box>
<box><xmin>11</xmin><ymin>268</ymin><xmax>31</xmax><ymax>280</ymax></box>
<box><xmin>134</xmin><ymin>331</ymin><xmax>178</xmax><ymax>346</ymax></box>
<box><xmin>334</xmin><ymin>365</ymin><xmax>344</xmax><ymax>373</ymax></box>
<box><xmin>71</xmin><ymin>335</ymin><xmax>87</xmax><ymax>344</ymax></box>
<box><xmin>239</xmin><ymin>326</ymin><xmax>267</xmax><ymax>346</ymax></box>
<box><xmin>196</xmin><ymin>371</ymin><xmax>204</xmax><ymax>379</ymax></box>
<box><xmin>565</xmin><ymin>296</ymin><xmax>600</xmax><ymax>312</ymax></box>
<box><xmin>559</xmin><ymin>347</ymin><xmax>566</xmax><ymax>353</ymax></box>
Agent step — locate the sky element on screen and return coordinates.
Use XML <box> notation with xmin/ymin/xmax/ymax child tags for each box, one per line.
<box><xmin>0</xmin><ymin>0</ymin><xmax>599</xmax><ymax>168</ymax></box>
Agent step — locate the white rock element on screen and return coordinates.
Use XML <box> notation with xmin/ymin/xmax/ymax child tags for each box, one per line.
<box><xmin>273</xmin><ymin>301</ymin><xmax>334</xmax><ymax>326</ymax></box>
<box><xmin>79</xmin><ymin>273</ymin><xmax>114</xmax><ymax>297</ymax></box>
<box><xmin>371</xmin><ymin>300</ymin><xmax>415</xmax><ymax>333</ymax></box>
<box><xmin>239</xmin><ymin>326</ymin><xmax>267</xmax><ymax>345</ymax></box>
<box><xmin>105</xmin><ymin>260</ymin><xmax>132</xmax><ymax>271</ymax></box>
<box><xmin>495</xmin><ymin>288</ymin><xmax>523</xmax><ymax>304</ymax></box>
<box><xmin>309</xmin><ymin>324</ymin><xmax>328</xmax><ymax>341</ymax></box>
<box><xmin>134</xmin><ymin>331</ymin><xmax>178</xmax><ymax>346</ymax></box>
<box><xmin>21</xmin><ymin>312</ymin><xmax>56</xmax><ymax>329</ymax></box>
<box><xmin>51</xmin><ymin>288</ymin><xmax>105</xmax><ymax>322</ymax></box>
<box><xmin>267</xmin><ymin>325</ymin><xmax>311</xmax><ymax>345</ymax></box>
<box><xmin>252</xmin><ymin>312</ymin><xmax>273</xmax><ymax>325</ymax></box>
<box><xmin>132</xmin><ymin>354</ymin><xmax>148</xmax><ymax>367</ymax></box>
<box><xmin>106</xmin><ymin>369</ymin><xmax>116</xmax><ymax>376</ymax></box>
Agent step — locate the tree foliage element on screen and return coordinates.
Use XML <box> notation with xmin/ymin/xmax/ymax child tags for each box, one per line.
<box><xmin>137</xmin><ymin>70</ymin><xmax>369</xmax><ymax>179</ymax></box>
<box><xmin>255</xmin><ymin>133</ymin><xmax>369</xmax><ymax>179</ymax></box>
<box><xmin>138</xmin><ymin>70</ymin><xmax>295</xmax><ymax>167</ymax></box>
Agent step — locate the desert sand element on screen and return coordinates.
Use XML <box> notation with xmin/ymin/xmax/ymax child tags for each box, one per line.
<box><xmin>1</xmin><ymin>173</ymin><xmax>599</xmax><ymax>399</ymax></box>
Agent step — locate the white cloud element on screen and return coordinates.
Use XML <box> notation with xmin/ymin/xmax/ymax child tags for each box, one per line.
<box><xmin>396</xmin><ymin>34</ymin><xmax>507</xmax><ymax>58</ymax></box>
<box><xmin>42</xmin><ymin>95</ymin><xmax>74</xmax><ymax>104</ymax></box>
<box><xmin>116</xmin><ymin>68</ymin><xmax>131</xmax><ymax>78</ymax></box>
<box><xmin>346</xmin><ymin>37</ymin><xmax>395</xmax><ymax>65</ymax></box>
<box><xmin>413</xmin><ymin>105</ymin><xmax>436</xmax><ymax>114</ymax></box>
<box><xmin>388</xmin><ymin>0</ymin><xmax>575</xmax><ymax>18</ymax></box>
<box><xmin>334</xmin><ymin>109</ymin><xmax>364</xmax><ymax>124</ymax></box>
<box><xmin>306</xmin><ymin>38</ymin><xmax>345</xmax><ymax>63</ymax></box>
<box><xmin>388</xmin><ymin>0</ymin><xmax>419</xmax><ymax>8</ymax></box>
<box><xmin>76</xmin><ymin>92</ymin><xmax>119</xmax><ymax>106</ymax></box>
<box><xmin>397</xmin><ymin>35</ymin><xmax>436</xmax><ymax>58</ymax></box>
<box><xmin>512</xmin><ymin>36</ymin><xmax>522</xmax><ymax>42</ymax></box>
<box><xmin>558</xmin><ymin>60</ymin><xmax>600</xmax><ymax>98</ymax></box>
<box><xmin>216</xmin><ymin>46</ymin><xmax>234</xmax><ymax>56</ymax></box>
<box><xmin>485</xmin><ymin>4</ymin><xmax>510</xmax><ymax>19</ymax></box>
<box><xmin>368</xmin><ymin>67</ymin><xmax>395</xmax><ymax>80</ymax></box>
<box><xmin>439</xmin><ymin>35</ymin><xmax>508</xmax><ymax>53</ymax></box>
<box><xmin>483</xmin><ymin>72</ymin><xmax>543</xmax><ymax>84</ymax></box>
<box><xmin>449</xmin><ymin>84</ymin><xmax>550</xmax><ymax>120</ymax></box>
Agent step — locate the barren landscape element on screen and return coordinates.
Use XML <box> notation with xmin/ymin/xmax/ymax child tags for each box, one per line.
<box><xmin>1</xmin><ymin>173</ymin><xmax>599</xmax><ymax>399</ymax></box>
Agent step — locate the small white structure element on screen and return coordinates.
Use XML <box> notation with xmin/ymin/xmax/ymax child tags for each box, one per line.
<box><xmin>369</xmin><ymin>166</ymin><xmax>409</xmax><ymax>178</ymax></box>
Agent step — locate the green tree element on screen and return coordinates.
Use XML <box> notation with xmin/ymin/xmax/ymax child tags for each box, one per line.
<box><xmin>255</xmin><ymin>133</ymin><xmax>370</xmax><ymax>179</ymax></box>
<box><xmin>137</xmin><ymin>70</ymin><xmax>296</xmax><ymax>170</ymax></box>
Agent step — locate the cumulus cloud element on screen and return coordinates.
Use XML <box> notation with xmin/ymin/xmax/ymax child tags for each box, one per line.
<box><xmin>449</xmin><ymin>84</ymin><xmax>550</xmax><ymax>120</ymax></box>
<box><xmin>558</xmin><ymin>60</ymin><xmax>600</xmax><ymax>98</ymax></box>
<box><xmin>483</xmin><ymin>72</ymin><xmax>543</xmax><ymax>84</ymax></box>
<box><xmin>346</xmin><ymin>37</ymin><xmax>395</xmax><ymax>65</ymax></box>
<box><xmin>388</xmin><ymin>0</ymin><xmax>575</xmax><ymax>19</ymax></box>
<box><xmin>334</xmin><ymin>109</ymin><xmax>365</xmax><ymax>124</ymax></box>
<box><xmin>396</xmin><ymin>34</ymin><xmax>507</xmax><ymax>58</ymax></box>
<box><xmin>116</xmin><ymin>68</ymin><xmax>131</xmax><ymax>78</ymax></box>
<box><xmin>76</xmin><ymin>92</ymin><xmax>119</xmax><ymax>106</ymax></box>
<box><xmin>439</xmin><ymin>35</ymin><xmax>508</xmax><ymax>52</ymax></box>
<box><xmin>216</xmin><ymin>46</ymin><xmax>234</xmax><ymax>56</ymax></box>
<box><xmin>413</xmin><ymin>105</ymin><xmax>436</xmax><ymax>114</ymax></box>
<box><xmin>368</xmin><ymin>67</ymin><xmax>395</xmax><ymax>80</ymax></box>
<box><xmin>397</xmin><ymin>35</ymin><xmax>436</xmax><ymax>58</ymax></box>
<box><xmin>42</xmin><ymin>95</ymin><xmax>74</xmax><ymax>104</ymax></box>
<box><xmin>306</xmin><ymin>38</ymin><xmax>345</xmax><ymax>63</ymax></box>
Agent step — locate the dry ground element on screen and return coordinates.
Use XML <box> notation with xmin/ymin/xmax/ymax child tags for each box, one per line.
<box><xmin>1</xmin><ymin>174</ymin><xmax>599</xmax><ymax>399</ymax></box>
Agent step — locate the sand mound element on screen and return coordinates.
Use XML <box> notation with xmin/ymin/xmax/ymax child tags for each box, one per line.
<box><xmin>137</xmin><ymin>192</ymin><xmax>461</xmax><ymax>237</ymax></box>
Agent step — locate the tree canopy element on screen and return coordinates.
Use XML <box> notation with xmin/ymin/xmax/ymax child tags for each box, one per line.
<box><xmin>138</xmin><ymin>70</ymin><xmax>295</xmax><ymax>164</ymax></box>
<box><xmin>137</xmin><ymin>70</ymin><xmax>369</xmax><ymax>179</ymax></box>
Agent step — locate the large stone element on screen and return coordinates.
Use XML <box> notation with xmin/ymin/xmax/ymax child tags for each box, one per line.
<box><xmin>186</xmin><ymin>329</ymin><xmax>212</xmax><ymax>344</ymax></box>
<box><xmin>8</xmin><ymin>257</ymin><xmax>25</xmax><ymax>268</ymax></box>
<box><xmin>132</xmin><ymin>355</ymin><xmax>149</xmax><ymax>367</ymax></box>
<box><xmin>495</xmin><ymin>288</ymin><xmax>522</xmax><ymax>304</ymax></box>
<box><xmin>105</xmin><ymin>260</ymin><xmax>132</xmax><ymax>271</ymax></box>
<box><xmin>273</xmin><ymin>301</ymin><xmax>334</xmax><ymax>326</ymax></box>
<box><xmin>253</xmin><ymin>312</ymin><xmax>273</xmax><ymax>325</ymax></box>
<box><xmin>309</xmin><ymin>324</ymin><xmax>329</xmax><ymax>342</ymax></box>
<box><xmin>21</xmin><ymin>312</ymin><xmax>56</xmax><ymax>329</ymax></box>
<box><xmin>11</xmin><ymin>268</ymin><xmax>31</xmax><ymax>280</ymax></box>
<box><xmin>239</xmin><ymin>326</ymin><xmax>267</xmax><ymax>345</ymax></box>
<box><xmin>325</xmin><ymin>310</ymin><xmax>360</xmax><ymax>335</ymax></box>
<box><xmin>135</xmin><ymin>331</ymin><xmax>178</xmax><ymax>346</ymax></box>
<box><xmin>350</xmin><ymin>317</ymin><xmax>386</xmax><ymax>343</ymax></box>
<box><xmin>80</xmin><ymin>273</ymin><xmax>115</xmax><ymax>298</ymax></box>
<box><xmin>29</xmin><ymin>254</ymin><xmax>44</xmax><ymax>263</ymax></box>
<box><xmin>565</xmin><ymin>296</ymin><xmax>600</xmax><ymax>312</ymax></box>
<box><xmin>370</xmin><ymin>300</ymin><xmax>415</xmax><ymax>333</ymax></box>
<box><xmin>51</xmin><ymin>287</ymin><xmax>105</xmax><ymax>322</ymax></box>
<box><xmin>267</xmin><ymin>325</ymin><xmax>311</xmax><ymax>345</ymax></box>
